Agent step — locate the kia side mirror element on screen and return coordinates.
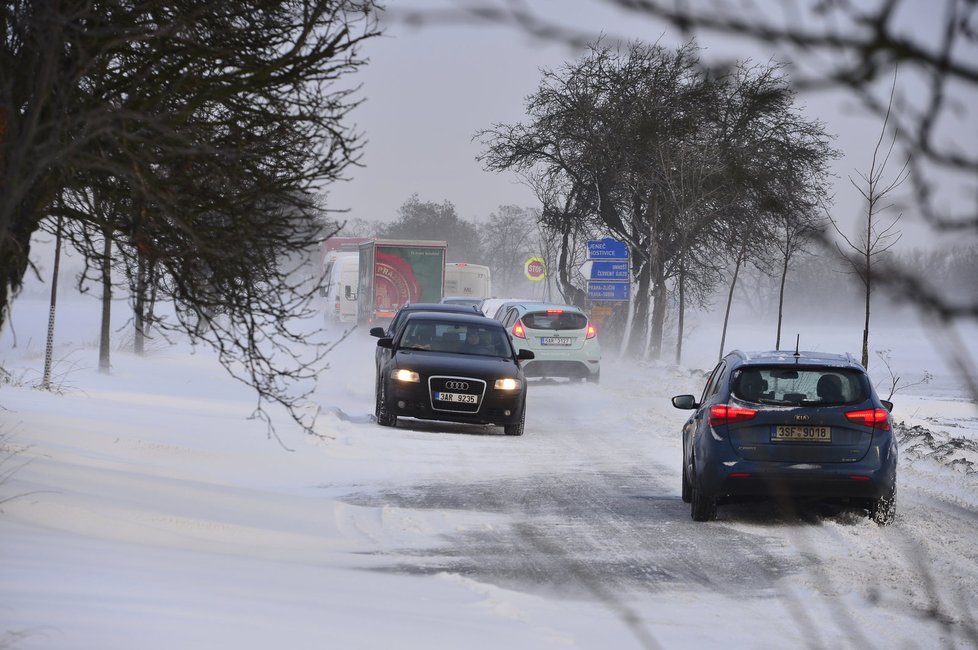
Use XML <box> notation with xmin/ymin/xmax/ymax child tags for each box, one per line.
<box><xmin>672</xmin><ymin>394</ymin><xmax>698</xmax><ymax>410</ymax></box>
<box><xmin>517</xmin><ymin>349</ymin><xmax>535</xmax><ymax>361</ymax></box>
<box><xmin>369</xmin><ymin>327</ymin><xmax>385</xmax><ymax>338</ymax></box>
<box><xmin>377</xmin><ymin>338</ymin><xmax>393</xmax><ymax>349</ymax></box>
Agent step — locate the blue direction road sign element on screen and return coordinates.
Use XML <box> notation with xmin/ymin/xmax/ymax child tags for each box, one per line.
<box><xmin>588</xmin><ymin>281</ymin><xmax>630</xmax><ymax>301</ymax></box>
<box><xmin>587</xmin><ymin>238</ymin><xmax>629</xmax><ymax>260</ymax></box>
<box><xmin>589</xmin><ymin>260</ymin><xmax>629</xmax><ymax>281</ymax></box>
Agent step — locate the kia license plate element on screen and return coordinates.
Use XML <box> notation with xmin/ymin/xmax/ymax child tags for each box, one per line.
<box><xmin>434</xmin><ymin>392</ymin><xmax>478</xmax><ymax>404</ymax></box>
<box><xmin>773</xmin><ymin>425</ymin><xmax>832</xmax><ymax>443</ymax></box>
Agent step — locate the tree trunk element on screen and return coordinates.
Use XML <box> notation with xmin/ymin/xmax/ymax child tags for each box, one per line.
<box><xmin>862</xmin><ymin>223</ymin><xmax>871</xmax><ymax>368</ymax></box>
<box><xmin>134</xmin><ymin>253</ymin><xmax>146</xmax><ymax>356</ymax></box>
<box><xmin>99</xmin><ymin>234</ymin><xmax>111</xmax><ymax>373</ymax></box>
<box><xmin>648</xmin><ymin>271</ymin><xmax>668</xmax><ymax>360</ymax></box>
<box><xmin>776</xmin><ymin>252</ymin><xmax>789</xmax><ymax>350</ymax></box>
<box><xmin>719</xmin><ymin>243</ymin><xmax>747</xmax><ymax>361</ymax></box>
<box><xmin>627</xmin><ymin>259</ymin><xmax>652</xmax><ymax>357</ymax></box>
<box><xmin>0</xmin><ymin>208</ymin><xmax>36</xmax><ymax>330</ymax></box>
<box><xmin>147</xmin><ymin>258</ymin><xmax>158</xmax><ymax>340</ymax></box>
<box><xmin>554</xmin><ymin>219</ymin><xmax>587</xmax><ymax>307</ymax></box>
<box><xmin>676</xmin><ymin>265</ymin><xmax>686</xmax><ymax>365</ymax></box>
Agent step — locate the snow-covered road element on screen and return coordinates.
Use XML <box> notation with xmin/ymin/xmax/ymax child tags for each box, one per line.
<box><xmin>2</xmin><ymin>307</ymin><xmax>977</xmax><ymax>649</ymax></box>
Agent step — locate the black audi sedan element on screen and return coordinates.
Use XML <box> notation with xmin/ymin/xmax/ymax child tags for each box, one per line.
<box><xmin>374</xmin><ymin>312</ymin><xmax>535</xmax><ymax>435</ymax></box>
<box><xmin>672</xmin><ymin>349</ymin><xmax>897</xmax><ymax>524</ymax></box>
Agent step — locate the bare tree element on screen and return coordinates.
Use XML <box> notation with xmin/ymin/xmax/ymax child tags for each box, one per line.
<box><xmin>830</xmin><ymin>77</ymin><xmax>909</xmax><ymax>368</ymax></box>
<box><xmin>480</xmin><ymin>41</ymin><xmax>833</xmax><ymax>360</ymax></box>
<box><xmin>477</xmin><ymin>205</ymin><xmax>540</xmax><ymax>295</ymax></box>
<box><xmin>2</xmin><ymin>1</ymin><xmax>380</xmax><ymax>430</ymax></box>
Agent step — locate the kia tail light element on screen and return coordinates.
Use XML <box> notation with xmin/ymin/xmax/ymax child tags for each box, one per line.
<box><xmin>586</xmin><ymin>323</ymin><xmax>597</xmax><ymax>339</ymax></box>
<box><xmin>845</xmin><ymin>408</ymin><xmax>891</xmax><ymax>431</ymax></box>
<box><xmin>709</xmin><ymin>405</ymin><xmax>757</xmax><ymax>426</ymax></box>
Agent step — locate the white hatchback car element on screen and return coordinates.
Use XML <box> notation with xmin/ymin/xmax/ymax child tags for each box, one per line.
<box><xmin>497</xmin><ymin>303</ymin><xmax>601</xmax><ymax>383</ymax></box>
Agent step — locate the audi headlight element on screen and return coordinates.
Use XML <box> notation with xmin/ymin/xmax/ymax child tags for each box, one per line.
<box><xmin>392</xmin><ymin>369</ymin><xmax>420</xmax><ymax>383</ymax></box>
<box><xmin>494</xmin><ymin>378</ymin><xmax>521</xmax><ymax>391</ymax></box>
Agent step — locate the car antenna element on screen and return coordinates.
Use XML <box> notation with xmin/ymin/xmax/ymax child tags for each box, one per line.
<box><xmin>793</xmin><ymin>334</ymin><xmax>801</xmax><ymax>359</ymax></box>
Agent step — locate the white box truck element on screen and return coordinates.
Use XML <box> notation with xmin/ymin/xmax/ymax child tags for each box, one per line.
<box><xmin>322</xmin><ymin>251</ymin><xmax>359</xmax><ymax>324</ymax></box>
<box><xmin>443</xmin><ymin>263</ymin><xmax>491</xmax><ymax>303</ymax></box>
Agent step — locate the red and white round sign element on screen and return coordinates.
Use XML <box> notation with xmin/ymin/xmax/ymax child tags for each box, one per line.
<box><xmin>524</xmin><ymin>257</ymin><xmax>546</xmax><ymax>281</ymax></box>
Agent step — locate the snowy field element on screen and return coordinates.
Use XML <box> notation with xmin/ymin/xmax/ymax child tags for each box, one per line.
<box><xmin>2</xmin><ymin>287</ymin><xmax>977</xmax><ymax>649</ymax></box>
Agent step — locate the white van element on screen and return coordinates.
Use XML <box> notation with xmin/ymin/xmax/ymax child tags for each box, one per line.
<box><xmin>444</xmin><ymin>263</ymin><xmax>491</xmax><ymax>301</ymax></box>
<box><xmin>322</xmin><ymin>252</ymin><xmax>359</xmax><ymax>324</ymax></box>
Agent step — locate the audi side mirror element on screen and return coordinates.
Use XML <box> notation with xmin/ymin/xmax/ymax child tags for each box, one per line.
<box><xmin>369</xmin><ymin>326</ymin><xmax>385</xmax><ymax>338</ymax></box>
<box><xmin>672</xmin><ymin>394</ymin><xmax>698</xmax><ymax>410</ymax></box>
<box><xmin>377</xmin><ymin>337</ymin><xmax>393</xmax><ymax>349</ymax></box>
<box><xmin>517</xmin><ymin>349</ymin><xmax>535</xmax><ymax>361</ymax></box>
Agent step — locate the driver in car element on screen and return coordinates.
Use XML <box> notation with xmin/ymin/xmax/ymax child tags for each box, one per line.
<box><xmin>464</xmin><ymin>330</ymin><xmax>492</xmax><ymax>354</ymax></box>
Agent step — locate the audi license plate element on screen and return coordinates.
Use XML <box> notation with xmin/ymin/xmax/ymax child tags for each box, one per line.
<box><xmin>434</xmin><ymin>392</ymin><xmax>478</xmax><ymax>404</ymax></box>
<box><xmin>773</xmin><ymin>425</ymin><xmax>832</xmax><ymax>443</ymax></box>
<box><xmin>541</xmin><ymin>337</ymin><xmax>573</xmax><ymax>346</ymax></box>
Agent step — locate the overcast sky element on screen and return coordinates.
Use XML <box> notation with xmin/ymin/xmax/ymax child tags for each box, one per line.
<box><xmin>325</xmin><ymin>0</ymin><xmax>972</xmax><ymax>245</ymax></box>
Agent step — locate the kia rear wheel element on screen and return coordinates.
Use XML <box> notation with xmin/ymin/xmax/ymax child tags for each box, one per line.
<box><xmin>690</xmin><ymin>462</ymin><xmax>717</xmax><ymax>521</ymax></box>
<box><xmin>681</xmin><ymin>454</ymin><xmax>692</xmax><ymax>504</ymax></box>
<box><xmin>869</xmin><ymin>489</ymin><xmax>896</xmax><ymax>526</ymax></box>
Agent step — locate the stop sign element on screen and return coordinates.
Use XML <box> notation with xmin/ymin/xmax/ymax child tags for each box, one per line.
<box><xmin>524</xmin><ymin>257</ymin><xmax>546</xmax><ymax>281</ymax></box>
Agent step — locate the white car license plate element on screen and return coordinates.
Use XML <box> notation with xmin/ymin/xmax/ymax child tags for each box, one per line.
<box><xmin>434</xmin><ymin>392</ymin><xmax>478</xmax><ymax>404</ymax></box>
<box><xmin>773</xmin><ymin>425</ymin><xmax>832</xmax><ymax>443</ymax></box>
<box><xmin>541</xmin><ymin>337</ymin><xmax>573</xmax><ymax>346</ymax></box>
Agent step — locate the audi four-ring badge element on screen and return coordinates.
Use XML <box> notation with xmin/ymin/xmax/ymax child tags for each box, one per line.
<box><xmin>373</xmin><ymin>311</ymin><xmax>535</xmax><ymax>435</ymax></box>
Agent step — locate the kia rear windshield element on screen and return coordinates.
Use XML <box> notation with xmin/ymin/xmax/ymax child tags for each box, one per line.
<box><xmin>732</xmin><ymin>367</ymin><xmax>868</xmax><ymax>406</ymax></box>
<box><xmin>522</xmin><ymin>311</ymin><xmax>588</xmax><ymax>330</ymax></box>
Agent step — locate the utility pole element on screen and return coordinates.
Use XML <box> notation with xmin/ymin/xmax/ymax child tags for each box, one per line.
<box><xmin>42</xmin><ymin>217</ymin><xmax>63</xmax><ymax>389</ymax></box>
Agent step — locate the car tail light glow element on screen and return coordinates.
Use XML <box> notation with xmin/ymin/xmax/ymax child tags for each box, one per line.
<box><xmin>546</xmin><ymin>309</ymin><xmax>564</xmax><ymax>314</ymax></box>
<box><xmin>849</xmin><ymin>475</ymin><xmax>871</xmax><ymax>481</ymax></box>
<box><xmin>586</xmin><ymin>324</ymin><xmax>597</xmax><ymax>339</ymax></box>
<box><xmin>845</xmin><ymin>408</ymin><xmax>891</xmax><ymax>431</ymax></box>
<box><xmin>512</xmin><ymin>319</ymin><xmax>526</xmax><ymax>339</ymax></box>
<box><xmin>709</xmin><ymin>405</ymin><xmax>757</xmax><ymax>426</ymax></box>
<box><xmin>729</xmin><ymin>472</ymin><xmax>752</xmax><ymax>478</ymax></box>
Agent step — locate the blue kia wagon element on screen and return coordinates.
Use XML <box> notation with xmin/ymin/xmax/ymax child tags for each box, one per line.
<box><xmin>672</xmin><ymin>350</ymin><xmax>897</xmax><ymax>524</ymax></box>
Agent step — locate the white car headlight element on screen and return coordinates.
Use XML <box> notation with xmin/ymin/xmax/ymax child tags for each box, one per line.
<box><xmin>494</xmin><ymin>378</ymin><xmax>521</xmax><ymax>391</ymax></box>
<box><xmin>392</xmin><ymin>369</ymin><xmax>420</xmax><ymax>383</ymax></box>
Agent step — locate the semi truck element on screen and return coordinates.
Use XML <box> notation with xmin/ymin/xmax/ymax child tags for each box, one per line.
<box><xmin>357</xmin><ymin>239</ymin><xmax>448</xmax><ymax>326</ymax></box>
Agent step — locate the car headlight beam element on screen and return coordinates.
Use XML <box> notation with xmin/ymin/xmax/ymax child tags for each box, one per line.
<box><xmin>494</xmin><ymin>378</ymin><xmax>521</xmax><ymax>391</ymax></box>
<box><xmin>392</xmin><ymin>369</ymin><xmax>420</xmax><ymax>383</ymax></box>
